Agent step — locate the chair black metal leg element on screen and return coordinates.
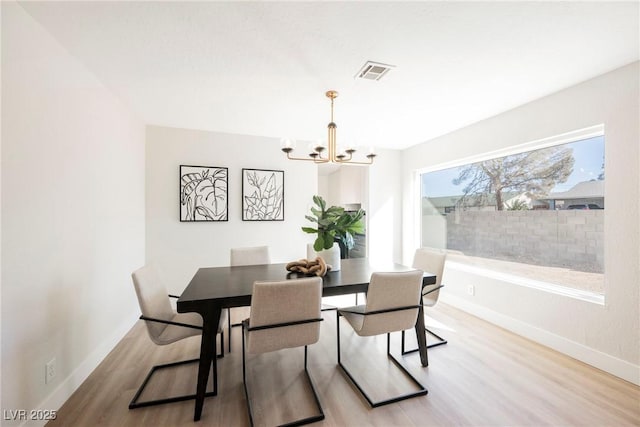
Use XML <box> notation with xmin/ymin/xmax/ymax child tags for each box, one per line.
<box><xmin>425</xmin><ymin>327</ymin><xmax>448</xmax><ymax>348</ymax></box>
<box><xmin>241</xmin><ymin>323</ymin><xmax>254</xmax><ymax>427</ymax></box>
<box><xmin>242</xmin><ymin>325</ymin><xmax>324</xmax><ymax>427</ymax></box>
<box><xmin>130</xmin><ymin>328</ymin><xmax>225</xmax><ymax>410</ymax></box>
<box><xmin>336</xmin><ymin>310</ymin><xmax>342</xmax><ymax>364</ymax></box>
<box><xmin>217</xmin><ymin>330</ymin><xmax>225</xmax><ymax>358</ymax></box>
<box><xmin>129</xmin><ymin>358</ymin><xmax>217</xmax><ymax>409</ymax></box>
<box><xmin>337</xmin><ymin>315</ymin><xmax>428</xmax><ymax>408</ymax></box>
<box><xmin>401</xmin><ymin>327</ymin><xmax>448</xmax><ymax>355</ymax></box>
<box><xmin>227</xmin><ymin>308</ymin><xmax>232</xmax><ymax>352</ymax></box>
<box><xmin>280</xmin><ymin>346</ymin><xmax>325</xmax><ymax>427</ymax></box>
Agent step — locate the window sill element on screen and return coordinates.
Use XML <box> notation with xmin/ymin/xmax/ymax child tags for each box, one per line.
<box><xmin>447</xmin><ymin>260</ymin><xmax>605</xmax><ymax>305</ymax></box>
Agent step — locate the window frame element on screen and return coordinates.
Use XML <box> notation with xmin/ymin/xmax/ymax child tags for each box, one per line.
<box><xmin>414</xmin><ymin>124</ymin><xmax>605</xmax><ymax>305</ymax></box>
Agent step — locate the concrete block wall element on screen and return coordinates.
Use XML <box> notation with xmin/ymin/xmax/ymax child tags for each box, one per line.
<box><xmin>446</xmin><ymin>210</ymin><xmax>604</xmax><ymax>272</ymax></box>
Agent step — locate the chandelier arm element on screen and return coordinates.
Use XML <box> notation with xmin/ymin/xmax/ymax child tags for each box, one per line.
<box><xmin>313</xmin><ymin>151</ymin><xmax>330</xmax><ymax>163</ymax></box>
<box><xmin>336</xmin><ymin>152</ymin><xmax>353</xmax><ymax>162</ymax></box>
<box><xmin>335</xmin><ymin>158</ymin><xmax>375</xmax><ymax>165</ymax></box>
<box><xmin>284</xmin><ymin>152</ymin><xmax>330</xmax><ymax>162</ymax></box>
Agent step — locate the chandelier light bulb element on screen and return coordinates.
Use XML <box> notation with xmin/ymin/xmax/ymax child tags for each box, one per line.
<box><xmin>314</xmin><ymin>138</ymin><xmax>325</xmax><ymax>153</ymax></box>
<box><xmin>280</xmin><ymin>138</ymin><xmax>296</xmax><ymax>153</ymax></box>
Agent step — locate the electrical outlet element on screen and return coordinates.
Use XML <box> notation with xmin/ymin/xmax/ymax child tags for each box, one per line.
<box><xmin>467</xmin><ymin>285</ymin><xmax>475</xmax><ymax>296</ymax></box>
<box><xmin>45</xmin><ymin>358</ymin><xmax>56</xmax><ymax>384</ymax></box>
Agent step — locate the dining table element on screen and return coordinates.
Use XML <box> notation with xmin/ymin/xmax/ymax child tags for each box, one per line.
<box><xmin>177</xmin><ymin>257</ymin><xmax>437</xmax><ymax>421</ymax></box>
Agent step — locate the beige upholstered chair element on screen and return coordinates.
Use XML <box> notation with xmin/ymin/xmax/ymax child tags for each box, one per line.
<box><xmin>130</xmin><ymin>266</ymin><xmax>227</xmax><ymax>409</ymax></box>
<box><xmin>401</xmin><ymin>247</ymin><xmax>449</xmax><ymax>355</ymax></box>
<box><xmin>242</xmin><ymin>277</ymin><xmax>324</xmax><ymax>426</ymax></box>
<box><xmin>231</xmin><ymin>245</ymin><xmax>271</xmax><ymax>266</ymax></box>
<box><xmin>228</xmin><ymin>246</ymin><xmax>271</xmax><ymax>351</ymax></box>
<box><xmin>337</xmin><ymin>270</ymin><xmax>427</xmax><ymax>407</ymax></box>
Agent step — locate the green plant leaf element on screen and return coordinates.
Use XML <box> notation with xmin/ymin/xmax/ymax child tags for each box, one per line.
<box><xmin>348</xmin><ymin>222</ymin><xmax>365</xmax><ymax>234</ymax></box>
<box><xmin>326</xmin><ymin>206</ymin><xmax>344</xmax><ymax>217</ymax></box>
<box><xmin>313</xmin><ymin>195</ymin><xmax>326</xmax><ymax>211</ymax></box>
<box><xmin>313</xmin><ymin>235</ymin><xmax>326</xmax><ymax>252</ymax></box>
<box><xmin>304</xmin><ymin>195</ymin><xmax>365</xmax><ymax>251</ymax></box>
<box><xmin>317</xmin><ymin>218</ymin><xmax>334</xmax><ymax>227</ymax></box>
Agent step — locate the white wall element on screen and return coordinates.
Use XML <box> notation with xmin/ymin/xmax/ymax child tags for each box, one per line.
<box><xmin>402</xmin><ymin>62</ymin><xmax>640</xmax><ymax>384</ymax></box>
<box><xmin>145</xmin><ymin>126</ymin><xmax>318</xmax><ymax>291</ymax></box>
<box><xmin>1</xmin><ymin>2</ymin><xmax>146</xmax><ymax>423</ymax></box>
<box><xmin>368</xmin><ymin>148</ymin><xmax>403</xmax><ymax>264</ymax></box>
<box><xmin>325</xmin><ymin>169</ymin><xmax>341</xmax><ymax>207</ymax></box>
<box><xmin>0</xmin><ymin>1</ymin><xmax>4</xmax><ymax>413</ymax></box>
<box><xmin>318</xmin><ymin>173</ymin><xmax>330</xmax><ymax>204</ymax></box>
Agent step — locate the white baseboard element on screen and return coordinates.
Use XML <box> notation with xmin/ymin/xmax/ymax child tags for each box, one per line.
<box><xmin>441</xmin><ymin>293</ymin><xmax>640</xmax><ymax>386</ymax></box>
<box><xmin>21</xmin><ymin>312</ymin><xmax>139</xmax><ymax>427</ymax></box>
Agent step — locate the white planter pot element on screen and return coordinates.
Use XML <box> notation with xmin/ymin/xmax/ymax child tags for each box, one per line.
<box><xmin>319</xmin><ymin>243</ymin><xmax>341</xmax><ymax>272</ymax></box>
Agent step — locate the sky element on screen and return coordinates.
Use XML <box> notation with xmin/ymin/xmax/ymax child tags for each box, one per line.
<box><xmin>421</xmin><ymin>135</ymin><xmax>605</xmax><ymax>198</ymax></box>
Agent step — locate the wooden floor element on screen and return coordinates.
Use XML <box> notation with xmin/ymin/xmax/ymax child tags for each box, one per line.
<box><xmin>47</xmin><ymin>300</ymin><xmax>640</xmax><ymax>427</ymax></box>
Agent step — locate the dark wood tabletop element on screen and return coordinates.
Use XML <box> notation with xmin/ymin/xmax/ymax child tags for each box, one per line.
<box><xmin>178</xmin><ymin>258</ymin><xmax>435</xmax><ymax>313</ymax></box>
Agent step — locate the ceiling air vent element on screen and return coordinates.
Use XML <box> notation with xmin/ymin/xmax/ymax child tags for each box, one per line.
<box><xmin>355</xmin><ymin>61</ymin><xmax>395</xmax><ymax>81</ymax></box>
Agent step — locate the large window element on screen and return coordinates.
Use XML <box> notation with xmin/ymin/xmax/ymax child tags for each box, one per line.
<box><xmin>420</xmin><ymin>129</ymin><xmax>604</xmax><ymax>296</ymax></box>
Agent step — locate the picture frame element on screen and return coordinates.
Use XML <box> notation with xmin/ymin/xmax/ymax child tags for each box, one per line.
<box><xmin>242</xmin><ymin>168</ymin><xmax>284</xmax><ymax>221</ymax></box>
<box><xmin>179</xmin><ymin>165</ymin><xmax>228</xmax><ymax>222</ymax></box>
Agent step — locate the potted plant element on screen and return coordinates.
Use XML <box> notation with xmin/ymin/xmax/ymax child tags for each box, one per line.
<box><xmin>302</xmin><ymin>195</ymin><xmax>365</xmax><ymax>270</ymax></box>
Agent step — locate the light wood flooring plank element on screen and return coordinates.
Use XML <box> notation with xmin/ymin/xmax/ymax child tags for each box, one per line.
<box><xmin>46</xmin><ymin>302</ymin><xmax>640</xmax><ymax>427</ymax></box>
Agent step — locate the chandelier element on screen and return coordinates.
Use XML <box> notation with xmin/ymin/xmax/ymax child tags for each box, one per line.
<box><xmin>281</xmin><ymin>90</ymin><xmax>376</xmax><ymax>165</ymax></box>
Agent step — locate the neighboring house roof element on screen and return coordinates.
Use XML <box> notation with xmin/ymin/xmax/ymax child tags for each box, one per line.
<box><xmin>423</xmin><ymin>195</ymin><xmax>464</xmax><ymax>209</ymax></box>
<box><xmin>423</xmin><ymin>180</ymin><xmax>604</xmax><ymax>210</ymax></box>
<box><xmin>543</xmin><ymin>180</ymin><xmax>604</xmax><ymax>201</ymax></box>
<box><xmin>423</xmin><ymin>191</ymin><xmax>520</xmax><ymax>209</ymax></box>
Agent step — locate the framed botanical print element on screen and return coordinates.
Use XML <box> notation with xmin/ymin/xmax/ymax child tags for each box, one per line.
<box><xmin>242</xmin><ymin>168</ymin><xmax>284</xmax><ymax>221</ymax></box>
<box><xmin>180</xmin><ymin>165</ymin><xmax>228</xmax><ymax>222</ymax></box>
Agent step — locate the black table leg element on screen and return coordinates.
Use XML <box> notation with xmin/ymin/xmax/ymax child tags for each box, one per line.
<box><xmin>414</xmin><ymin>304</ymin><xmax>429</xmax><ymax>367</ymax></box>
<box><xmin>193</xmin><ymin>307</ymin><xmax>221</xmax><ymax>421</ymax></box>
